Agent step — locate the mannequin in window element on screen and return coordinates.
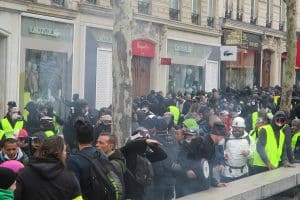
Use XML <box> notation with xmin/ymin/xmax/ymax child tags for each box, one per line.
<box><xmin>184</xmin><ymin>68</ymin><xmax>195</xmax><ymax>90</ymax></box>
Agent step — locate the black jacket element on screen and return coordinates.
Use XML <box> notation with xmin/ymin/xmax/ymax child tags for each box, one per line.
<box><xmin>15</xmin><ymin>157</ymin><xmax>82</xmax><ymax>200</ymax></box>
<box><xmin>121</xmin><ymin>139</ymin><xmax>167</xmax><ymax>200</ymax></box>
<box><xmin>67</xmin><ymin>147</ymin><xmax>107</xmax><ymax>200</ymax></box>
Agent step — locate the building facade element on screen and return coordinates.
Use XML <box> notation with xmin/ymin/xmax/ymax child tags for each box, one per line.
<box><xmin>0</xmin><ymin>0</ymin><xmax>288</xmax><ymax>118</ymax></box>
<box><xmin>219</xmin><ymin>0</ymin><xmax>287</xmax><ymax>90</ymax></box>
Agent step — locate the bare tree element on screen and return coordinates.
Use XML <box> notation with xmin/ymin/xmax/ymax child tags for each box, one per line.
<box><xmin>112</xmin><ymin>0</ymin><xmax>133</xmax><ymax>146</ymax></box>
<box><xmin>280</xmin><ymin>0</ymin><xmax>296</xmax><ymax>111</ymax></box>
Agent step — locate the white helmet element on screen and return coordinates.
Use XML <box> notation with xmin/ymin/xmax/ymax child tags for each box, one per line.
<box><xmin>231</xmin><ymin>117</ymin><xmax>246</xmax><ymax>128</ymax></box>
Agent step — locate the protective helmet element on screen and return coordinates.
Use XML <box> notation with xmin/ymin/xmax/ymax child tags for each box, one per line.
<box><xmin>231</xmin><ymin>117</ymin><xmax>246</xmax><ymax>128</ymax></box>
<box><xmin>184</xmin><ymin>127</ymin><xmax>199</xmax><ymax>136</ymax></box>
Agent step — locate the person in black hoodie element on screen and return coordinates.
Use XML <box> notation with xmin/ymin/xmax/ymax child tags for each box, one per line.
<box><xmin>14</xmin><ymin>136</ymin><xmax>83</xmax><ymax>200</ymax></box>
<box><xmin>121</xmin><ymin>128</ymin><xmax>167</xmax><ymax>200</ymax></box>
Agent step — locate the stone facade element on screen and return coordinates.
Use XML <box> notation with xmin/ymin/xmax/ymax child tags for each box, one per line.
<box><xmin>0</xmin><ymin>0</ymin><xmax>290</xmax><ymax>116</ymax></box>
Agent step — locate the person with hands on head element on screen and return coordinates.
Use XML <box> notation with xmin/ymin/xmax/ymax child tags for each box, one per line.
<box><xmin>121</xmin><ymin>127</ymin><xmax>167</xmax><ymax>200</ymax></box>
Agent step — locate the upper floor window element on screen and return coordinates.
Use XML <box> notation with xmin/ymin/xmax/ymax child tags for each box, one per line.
<box><xmin>169</xmin><ymin>0</ymin><xmax>180</xmax><ymax>21</ymax></box>
<box><xmin>250</xmin><ymin>0</ymin><xmax>257</xmax><ymax>24</ymax></box>
<box><xmin>237</xmin><ymin>0</ymin><xmax>243</xmax><ymax>21</ymax></box>
<box><xmin>225</xmin><ymin>0</ymin><xmax>233</xmax><ymax>18</ymax></box>
<box><xmin>207</xmin><ymin>0</ymin><xmax>214</xmax><ymax>27</ymax></box>
<box><xmin>138</xmin><ymin>0</ymin><xmax>151</xmax><ymax>15</ymax></box>
<box><xmin>279</xmin><ymin>0</ymin><xmax>286</xmax><ymax>31</ymax></box>
<box><xmin>52</xmin><ymin>0</ymin><xmax>64</xmax><ymax>6</ymax></box>
<box><xmin>266</xmin><ymin>0</ymin><xmax>273</xmax><ymax>28</ymax></box>
<box><xmin>191</xmin><ymin>0</ymin><xmax>199</xmax><ymax>24</ymax></box>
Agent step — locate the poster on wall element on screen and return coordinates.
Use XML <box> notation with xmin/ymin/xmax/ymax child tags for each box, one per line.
<box><xmin>205</xmin><ymin>60</ymin><xmax>219</xmax><ymax>92</ymax></box>
<box><xmin>96</xmin><ymin>48</ymin><xmax>112</xmax><ymax>109</ymax></box>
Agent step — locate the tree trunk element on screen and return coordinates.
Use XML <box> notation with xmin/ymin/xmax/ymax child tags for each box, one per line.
<box><xmin>280</xmin><ymin>0</ymin><xmax>296</xmax><ymax>111</ymax></box>
<box><xmin>112</xmin><ymin>0</ymin><xmax>132</xmax><ymax>146</ymax></box>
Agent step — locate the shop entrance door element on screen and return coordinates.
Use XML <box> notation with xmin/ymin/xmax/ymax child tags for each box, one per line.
<box><xmin>0</xmin><ymin>34</ymin><xmax>7</xmax><ymax>118</ymax></box>
<box><xmin>262</xmin><ymin>49</ymin><xmax>272</xmax><ymax>88</ymax></box>
<box><xmin>132</xmin><ymin>56</ymin><xmax>151</xmax><ymax>97</ymax></box>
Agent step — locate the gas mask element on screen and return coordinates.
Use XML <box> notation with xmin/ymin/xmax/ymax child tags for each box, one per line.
<box><xmin>274</xmin><ymin>117</ymin><xmax>286</xmax><ymax>128</ymax></box>
<box><xmin>11</xmin><ymin>113</ymin><xmax>20</xmax><ymax>121</ymax></box>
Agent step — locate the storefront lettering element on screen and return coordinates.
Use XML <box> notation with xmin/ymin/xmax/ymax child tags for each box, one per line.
<box><xmin>174</xmin><ymin>44</ymin><xmax>192</xmax><ymax>53</ymax></box>
<box><xmin>29</xmin><ymin>26</ymin><xmax>60</xmax><ymax>38</ymax></box>
<box><xmin>225</xmin><ymin>30</ymin><xmax>243</xmax><ymax>45</ymax></box>
<box><xmin>96</xmin><ymin>34</ymin><xmax>112</xmax><ymax>43</ymax></box>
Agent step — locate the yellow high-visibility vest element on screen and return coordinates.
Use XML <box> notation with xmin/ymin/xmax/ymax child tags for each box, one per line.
<box><xmin>252</xmin><ymin>124</ymin><xmax>285</xmax><ymax>168</ymax></box>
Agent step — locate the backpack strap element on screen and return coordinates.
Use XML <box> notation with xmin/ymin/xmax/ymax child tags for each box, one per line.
<box><xmin>77</xmin><ymin>152</ymin><xmax>113</xmax><ymax>190</ymax></box>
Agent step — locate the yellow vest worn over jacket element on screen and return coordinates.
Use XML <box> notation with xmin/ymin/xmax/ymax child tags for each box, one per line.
<box><xmin>0</xmin><ymin>118</ymin><xmax>24</xmax><ymax>134</ymax></box>
<box><xmin>252</xmin><ymin>124</ymin><xmax>285</xmax><ymax>168</ymax></box>
<box><xmin>249</xmin><ymin>129</ymin><xmax>258</xmax><ymax>142</ymax></box>
<box><xmin>44</xmin><ymin>130</ymin><xmax>55</xmax><ymax>137</ymax></box>
<box><xmin>292</xmin><ymin>131</ymin><xmax>300</xmax><ymax>151</ymax></box>
<box><xmin>168</xmin><ymin>105</ymin><xmax>180</xmax><ymax>125</ymax></box>
<box><xmin>251</xmin><ymin>112</ymin><xmax>258</xmax><ymax>131</ymax></box>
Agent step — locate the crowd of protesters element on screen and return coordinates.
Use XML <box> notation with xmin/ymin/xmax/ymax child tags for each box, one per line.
<box><xmin>0</xmin><ymin>85</ymin><xmax>300</xmax><ymax>199</ymax></box>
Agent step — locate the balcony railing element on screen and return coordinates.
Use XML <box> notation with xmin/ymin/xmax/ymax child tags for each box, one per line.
<box><xmin>52</xmin><ymin>0</ymin><xmax>64</xmax><ymax>6</ymax></box>
<box><xmin>250</xmin><ymin>16</ymin><xmax>257</xmax><ymax>25</ymax></box>
<box><xmin>86</xmin><ymin>0</ymin><xmax>96</xmax><ymax>4</ymax></box>
<box><xmin>237</xmin><ymin>11</ymin><xmax>243</xmax><ymax>21</ymax></box>
<box><xmin>138</xmin><ymin>1</ymin><xmax>151</xmax><ymax>15</ymax></box>
<box><xmin>266</xmin><ymin>20</ymin><xmax>272</xmax><ymax>28</ymax></box>
<box><xmin>279</xmin><ymin>22</ymin><xmax>285</xmax><ymax>31</ymax></box>
<box><xmin>225</xmin><ymin>10</ymin><xmax>232</xmax><ymax>18</ymax></box>
<box><xmin>207</xmin><ymin>17</ymin><xmax>214</xmax><ymax>27</ymax></box>
<box><xmin>169</xmin><ymin>8</ymin><xmax>180</xmax><ymax>21</ymax></box>
<box><xmin>191</xmin><ymin>13</ymin><xmax>199</xmax><ymax>25</ymax></box>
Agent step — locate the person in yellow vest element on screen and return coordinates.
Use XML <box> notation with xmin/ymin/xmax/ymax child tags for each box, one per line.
<box><xmin>39</xmin><ymin>116</ymin><xmax>55</xmax><ymax>137</ymax></box>
<box><xmin>246</xmin><ymin>108</ymin><xmax>268</xmax><ymax>132</ymax></box>
<box><xmin>252</xmin><ymin>111</ymin><xmax>293</xmax><ymax>175</ymax></box>
<box><xmin>291</xmin><ymin>119</ymin><xmax>300</xmax><ymax>160</ymax></box>
<box><xmin>249</xmin><ymin>117</ymin><xmax>268</xmax><ymax>142</ymax></box>
<box><xmin>0</xmin><ymin>103</ymin><xmax>25</xmax><ymax>136</ymax></box>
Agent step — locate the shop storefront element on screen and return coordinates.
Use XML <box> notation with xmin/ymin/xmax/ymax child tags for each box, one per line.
<box><xmin>132</xmin><ymin>39</ymin><xmax>155</xmax><ymax>97</ymax></box>
<box><xmin>222</xmin><ymin>29</ymin><xmax>261</xmax><ymax>89</ymax></box>
<box><xmin>84</xmin><ymin>27</ymin><xmax>112</xmax><ymax>109</ymax></box>
<box><xmin>167</xmin><ymin>39</ymin><xmax>219</xmax><ymax>94</ymax></box>
<box><xmin>20</xmin><ymin>15</ymin><xmax>74</xmax><ymax>118</ymax></box>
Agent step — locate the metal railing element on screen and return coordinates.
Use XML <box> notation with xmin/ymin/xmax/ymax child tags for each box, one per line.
<box><xmin>279</xmin><ymin>22</ymin><xmax>285</xmax><ymax>31</ymax></box>
<box><xmin>138</xmin><ymin>1</ymin><xmax>151</xmax><ymax>14</ymax></box>
<box><xmin>225</xmin><ymin>10</ymin><xmax>232</xmax><ymax>18</ymax></box>
<box><xmin>191</xmin><ymin>13</ymin><xmax>199</xmax><ymax>25</ymax></box>
<box><xmin>266</xmin><ymin>20</ymin><xmax>272</xmax><ymax>28</ymax></box>
<box><xmin>237</xmin><ymin>10</ymin><xmax>243</xmax><ymax>21</ymax></box>
<box><xmin>250</xmin><ymin>16</ymin><xmax>257</xmax><ymax>24</ymax></box>
<box><xmin>169</xmin><ymin>8</ymin><xmax>180</xmax><ymax>21</ymax></box>
<box><xmin>207</xmin><ymin>16</ymin><xmax>214</xmax><ymax>27</ymax></box>
<box><xmin>52</xmin><ymin>0</ymin><xmax>64</xmax><ymax>6</ymax></box>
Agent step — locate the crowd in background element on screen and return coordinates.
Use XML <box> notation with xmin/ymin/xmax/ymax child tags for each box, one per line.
<box><xmin>0</xmin><ymin>85</ymin><xmax>300</xmax><ymax>199</ymax></box>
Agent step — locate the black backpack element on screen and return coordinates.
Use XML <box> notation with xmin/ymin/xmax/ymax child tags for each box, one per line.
<box><xmin>135</xmin><ymin>154</ymin><xmax>154</xmax><ymax>187</ymax></box>
<box><xmin>78</xmin><ymin>152</ymin><xmax>124</xmax><ymax>200</ymax></box>
<box><xmin>124</xmin><ymin>154</ymin><xmax>154</xmax><ymax>199</ymax></box>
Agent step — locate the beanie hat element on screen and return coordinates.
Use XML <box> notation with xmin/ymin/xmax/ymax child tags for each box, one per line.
<box><xmin>0</xmin><ymin>167</ymin><xmax>17</xmax><ymax>189</ymax></box>
<box><xmin>211</xmin><ymin>122</ymin><xmax>227</xmax><ymax>136</ymax></box>
<box><xmin>0</xmin><ymin>160</ymin><xmax>24</xmax><ymax>173</ymax></box>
